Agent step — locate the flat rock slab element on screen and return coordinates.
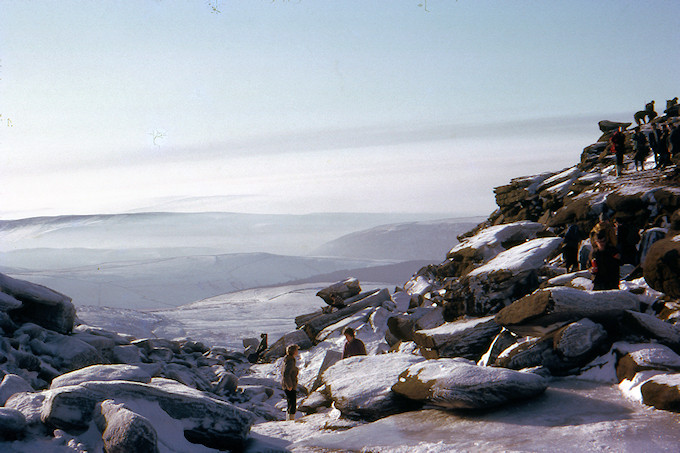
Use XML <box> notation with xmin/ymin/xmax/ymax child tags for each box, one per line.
<box><xmin>392</xmin><ymin>359</ymin><xmax>548</xmax><ymax>410</ymax></box>
<box><xmin>496</xmin><ymin>287</ymin><xmax>641</xmax><ymax>327</ymax></box>
<box><xmin>413</xmin><ymin>316</ymin><xmax>501</xmax><ymax>361</ymax></box>
<box><xmin>322</xmin><ymin>354</ymin><xmax>425</xmax><ymax>420</ymax></box>
<box><xmin>50</xmin><ymin>363</ymin><xmax>162</xmax><ymax>389</ymax></box>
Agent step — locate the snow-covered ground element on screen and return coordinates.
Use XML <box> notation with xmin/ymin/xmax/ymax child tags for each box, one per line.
<box><xmin>248</xmin><ymin>378</ymin><xmax>680</xmax><ymax>452</ymax></box>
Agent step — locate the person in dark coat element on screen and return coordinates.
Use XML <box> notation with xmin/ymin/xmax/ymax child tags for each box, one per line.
<box><xmin>632</xmin><ymin>128</ymin><xmax>649</xmax><ymax>171</ymax></box>
<box><xmin>590</xmin><ymin>226</ymin><xmax>621</xmax><ymax>291</ymax></box>
<box><xmin>669</xmin><ymin>123</ymin><xmax>680</xmax><ymax>157</ymax></box>
<box><xmin>281</xmin><ymin>344</ymin><xmax>299</xmax><ymax>420</ymax></box>
<box><xmin>610</xmin><ymin>127</ymin><xmax>626</xmax><ymax>176</ymax></box>
<box><xmin>562</xmin><ymin>224</ymin><xmax>581</xmax><ymax>273</ymax></box>
<box><xmin>342</xmin><ymin>327</ymin><xmax>367</xmax><ymax>359</ymax></box>
<box><xmin>657</xmin><ymin>125</ymin><xmax>671</xmax><ymax>168</ymax></box>
<box><xmin>649</xmin><ymin>124</ymin><xmax>661</xmax><ymax>167</ymax></box>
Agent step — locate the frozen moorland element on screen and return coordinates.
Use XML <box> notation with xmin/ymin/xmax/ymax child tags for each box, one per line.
<box><xmin>1</xmin><ymin>213</ymin><xmax>477</xmax><ymax>309</ymax></box>
<box><xmin>2</xmin><ymin>113</ymin><xmax>680</xmax><ymax>452</ymax></box>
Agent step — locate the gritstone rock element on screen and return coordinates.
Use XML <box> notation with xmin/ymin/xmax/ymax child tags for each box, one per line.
<box><xmin>0</xmin><ymin>273</ymin><xmax>76</xmax><ymax>335</ymax></box>
<box><xmin>392</xmin><ymin>358</ymin><xmax>547</xmax><ymax>410</ymax></box>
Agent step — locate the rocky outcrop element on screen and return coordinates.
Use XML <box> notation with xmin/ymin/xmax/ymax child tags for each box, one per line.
<box><xmin>392</xmin><ymin>358</ymin><xmax>547</xmax><ymax>409</ymax></box>
<box><xmin>40</xmin><ymin>378</ymin><xmax>254</xmax><ymax>451</ymax></box>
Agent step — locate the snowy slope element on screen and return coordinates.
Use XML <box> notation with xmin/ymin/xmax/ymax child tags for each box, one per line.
<box><xmin>77</xmin><ymin>282</ymin><xmax>387</xmax><ymax>349</ymax></box>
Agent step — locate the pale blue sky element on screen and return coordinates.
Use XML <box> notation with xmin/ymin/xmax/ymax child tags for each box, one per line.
<box><xmin>1</xmin><ymin>0</ymin><xmax>678</xmax><ymax>218</ymax></box>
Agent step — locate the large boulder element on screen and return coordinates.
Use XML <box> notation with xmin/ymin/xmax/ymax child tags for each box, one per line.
<box><xmin>461</xmin><ymin>237</ymin><xmax>563</xmax><ymax>315</ymax></box>
<box><xmin>0</xmin><ymin>273</ymin><xmax>76</xmax><ymax>334</ymax></box>
<box><xmin>321</xmin><ymin>354</ymin><xmax>425</xmax><ymax>420</ymax></box>
<box><xmin>40</xmin><ymin>378</ymin><xmax>254</xmax><ymax>451</ymax></box>
<box><xmin>616</xmin><ymin>344</ymin><xmax>680</xmax><ymax>382</ymax></box>
<box><xmin>553</xmin><ymin>318</ymin><xmax>607</xmax><ymax>361</ymax></box>
<box><xmin>95</xmin><ymin>400</ymin><xmax>159</xmax><ymax>453</ymax></box>
<box><xmin>387</xmin><ymin>306</ymin><xmax>445</xmax><ymax>343</ymax></box>
<box><xmin>496</xmin><ymin>287</ymin><xmax>640</xmax><ymax>332</ymax></box>
<box><xmin>643</xmin><ymin>237</ymin><xmax>680</xmax><ymax>298</ymax></box>
<box><xmin>391</xmin><ymin>358</ymin><xmax>547</xmax><ymax>410</ymax></box>
<box><xmin>412</xmin><ymin>316</ymin><xmax>501</xmax><ymax>361</ymax></box>
<box><xmin>639</xmin><ymin>373</ymin><xmax>680</xmax><ymax>412</ymax></box>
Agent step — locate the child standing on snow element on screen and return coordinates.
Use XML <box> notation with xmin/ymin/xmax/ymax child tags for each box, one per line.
<box><xmin>281</xmin><ymin>344</ymin><xmax>299</xmax><ymax>421</ymax></box>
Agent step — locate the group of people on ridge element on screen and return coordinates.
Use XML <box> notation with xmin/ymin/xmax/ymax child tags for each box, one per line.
<box><xmin>280</xmin><ymin>326</ymin><xmax>366</xmax><ymax>420</ymax></box>
<box><xmin>611</xmin><ymin>100</ymin><xmax>680</xmax><ymax>175</ymax></box>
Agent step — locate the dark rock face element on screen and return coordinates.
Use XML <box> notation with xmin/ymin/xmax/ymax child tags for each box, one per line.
<box><xmin>0</xmin><ymin>274</ymin><xmax>76</xmax><ymax>335</ymax></box>
<box><xmin>643</xmin><ymin>237</ymin><xmax>680</xmax><ymax>298</ymax></box>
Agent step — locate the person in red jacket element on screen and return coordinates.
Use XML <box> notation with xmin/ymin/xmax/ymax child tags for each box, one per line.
<box><xmin>342</xmin><ymin>327</ymin><xmax>367</xmax><ymax>359</ymax></box>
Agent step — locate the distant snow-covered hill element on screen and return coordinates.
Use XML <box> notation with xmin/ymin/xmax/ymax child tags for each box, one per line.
<box><xmin>0</xmin><ymin>211</ymin><xmax>447</xmax><ymax>256</ymax></box>
<box><xmin>311</xmin><ymin>217</ymin><xmax>482</xmax><ymax>260</ymax></box>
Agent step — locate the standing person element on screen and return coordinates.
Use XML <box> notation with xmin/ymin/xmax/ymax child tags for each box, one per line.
<box><xmin>342</xmin><ymin>327</ymin><xmax>367</xmax><ymax>359</ymax></box>
<box><xmin>669</xmin><ymin>123</ymin><xmax>680</xmax><ymax>158</ymax></box>
<box><xmin>562</xmin><ymin>224</ymin><xmax>581</xmax><ymax>273</ymax></box>
<box><xmin>610</xmin><ymin>127</ymin><xmax>626</xmax><ymax>176</ymax></box>
<box><xmin>281</xmin><ymin>344</ymin><xmax>299</xmax><ymax>421</ymax></box>
<box><xmin>657</xmin><ymin>125</ymin><xmax>671</xmax><ymax>168</ymax></box>
<box><xmin>649</xmin><ymin>124</ymin><xmax>661</xmax><ymax>168</ymax></box>
<box><xmin>590</xmin><ymin>226</ymin><xmax>621</xmax><ymax>291</ymax></box>
<box><xmin>632</xmin><ymin>127</ymin><xmax>649</xmax><ymax>171</ymax></box>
